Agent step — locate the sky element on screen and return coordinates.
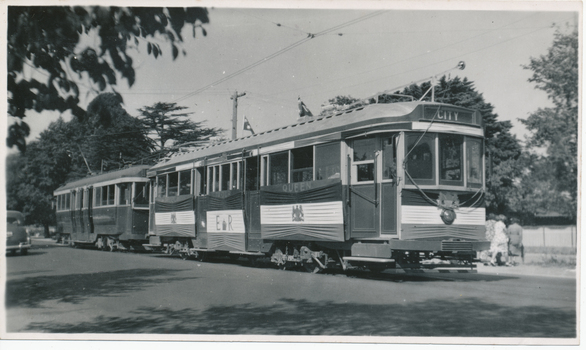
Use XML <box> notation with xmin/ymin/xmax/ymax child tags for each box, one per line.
<box><xmin>3</xmin><ymin>1</ymin><xmax>581</xmax><ymax>153</ymax></box>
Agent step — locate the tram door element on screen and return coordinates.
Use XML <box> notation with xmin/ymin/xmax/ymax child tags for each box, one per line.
<box><xmin>86</xmin><ymin>187</ymin><xmax>95</xmax><ymax>236</ymax></box>
<box><xmin>78</xmin><ymin>188</ymin><xmax>85</xmax><ymax>236</ymax></box>
<box><xmin>349</xmin><ymin>135</ymin><xmax>397</xmax><ymax>238</ymax></box>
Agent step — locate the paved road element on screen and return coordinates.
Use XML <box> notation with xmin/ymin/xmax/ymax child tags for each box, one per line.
<box><xmin>4</xmin><ymin>239</ymin><xmax>577</xmax><ymax>339</ymax></box>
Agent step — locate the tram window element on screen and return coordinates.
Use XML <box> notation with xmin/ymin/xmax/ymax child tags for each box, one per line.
<box><xmin>107</xmin><ymin>185</ymin><xmax>115</xmax><ymax>205</ymax></box>
<box><xmin>291</xmin><ymin>146</ymin><xmax>313</xmax><ymax>183</ymax></box>
<box><xmin>101</xmin><ymin>186</ymin><xmax>108</xmax><ymax>206</ymax></box>
<box><xmin>135</xmin><ymin>183</ymin><xmax>150</xmax><ymax>207</ymax></box>
<box><xmin>353</xmin><ymin>138</ymin><xmax>376</xmax><ymax>182</ymax></box>
<box><xmin>353</xmin><ymin>138</ymin><xmax>376</xmax><ymax>161</ymax></box>
<box><xmin>95</xmin><ymin>187</ymin><xmax>101</xmax><ymax>207</ymax></box>
<box><xmin>79</xmin><ymin>190</ymin><xmax>84</xmax><ymax>209</ymax></box>
<box><xmin>315</xmin><ymin>143</ymin><xmax>341</xmax><ymax>180</ymax></box>
<box><xmin>406</xmin><ymin>133</ymin><xmax>435</xmax><ymax>180</ymax></box>
<box><xmin>467</xmin><ymin>138</ymin><xmax>483</xmax><ymax>184</ymax></box>
<box><xmin>157</xmin><ymin>176</ymin><xmax>166</xmax><ymax>198</ymax></box>
<box><xmin>221</xmin><ymin>164</ymin><xmax>230</xmax><ymax>191</ymax></box>
<box><xmin>246</xmin><ymin>157</ymin><xmax>259</xmax><ymax>191</ymax></box>
<box><xmin>179</xmin><ymin>170</ymin><xmax>192</xmax><ymax>195</ymax></box>
<box><xmin>168</xmin><ymin>172</ymin><xmax>179</xmax><ymax>196</ymax></box>
<box><xmin>65</xmin><ymin>193</ymin><xmax>70</xmax><ymax>209</ymax></box>
<box><xmin>270</xmin><ymin>151</ymin><xmax>289</xmax><ymax>185</ymax></box>
<box><xmin>382</xmin><ymin>136</ymin><xmax>397</xmax><ymax>180</ymax></box>
<box><xmin>439</xmin><ymin>134</ymin><xmax>463</xmax><ymax>184</ymax></box>
<box><xmin>118</xmin><ymin>183</ymin><xmax>130</xmax><ymax>205</ymax></box>
<box><xmin>231</xmin><ymin>162</ymin><xmax>240</xmax><ymax>190</ymax></box>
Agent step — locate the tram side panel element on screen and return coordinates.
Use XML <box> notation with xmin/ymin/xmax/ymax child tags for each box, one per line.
<box><xmin>153</xmin><ymin>194</ymin><xmax>197</xmax><ymax>245</ymax></box>
<box><xmin>203</xmin><ymin>190</ymin><xmax>246</xmax><ymax>252</ymax></box>
<box><xmin>91</xmin><ymin>206</ymin><xmax>117</xmax><ymax>242</ymax></box>
<box><xmin>259</xmin><ymin>180</ymin><xmax>345</xmax><ymax>243</ymax></box>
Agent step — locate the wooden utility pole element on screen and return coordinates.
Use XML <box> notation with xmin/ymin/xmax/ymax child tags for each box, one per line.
<box><xmin>231</xmin><ymin>91</ymin><xmax>246</xmax><ymax>140</ymax></box>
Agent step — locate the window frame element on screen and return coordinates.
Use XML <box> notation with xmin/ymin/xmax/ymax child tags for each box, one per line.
<box><xmin>352</xmin><ymin>137</ymin><xmax>377</xmax><ymax>184</ymax></box>
<box><xmin>405</xmin><ymin>132</ymin><xmax>437</xmax><ymax>186</ymax></box>
<box><xmin>438</xmin><ymin>133</ymin><xmax>465</xmax><ymax>186</ymax></box>
<box><xmin>465</xmin><ymin>136</ymin><xmax>484</xmax><ymax>188</ymax></box>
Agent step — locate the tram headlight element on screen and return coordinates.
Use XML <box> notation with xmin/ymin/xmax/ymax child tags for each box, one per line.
<box><xmin>440</xmin><ymin>209</ymin><xmax>456</xmax><ymax>225</ymax></box>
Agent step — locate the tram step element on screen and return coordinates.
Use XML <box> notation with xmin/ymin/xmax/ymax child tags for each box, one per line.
<box><xmin>343</xmin><ymin>256</ymin><xmax>395</xmax><ymax>264</ymax></box>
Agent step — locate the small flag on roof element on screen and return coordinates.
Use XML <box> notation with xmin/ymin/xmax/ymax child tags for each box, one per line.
<box><xmin>298</xmin><ymin>96</ymin><xmax>313</xmax><ymax>117</ymax></box>
<box><xmin>243</xmin><ymin>116</ymin><xmax>255</xmax><ymax>134</ymax></box>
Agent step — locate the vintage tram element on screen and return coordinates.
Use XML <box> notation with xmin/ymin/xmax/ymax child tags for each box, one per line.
<box><xmin>53</xmin><ymin>165</ymin><xmax>151</xmax><ymax>250</ymax></box>
<box><xmin>145</xmin><ymin>100</ymin><xmax>489</xmax><ymax>272</ymax></box>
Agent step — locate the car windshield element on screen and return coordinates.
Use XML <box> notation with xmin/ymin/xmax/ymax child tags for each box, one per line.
<box><xmin>7</xmin><ymin>217</ymin><xmax>21</xmax><ymax>225</ymax></box>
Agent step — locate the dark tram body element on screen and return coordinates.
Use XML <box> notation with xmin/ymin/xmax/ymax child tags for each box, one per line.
<box><xmin>145</xmin><ymin>101</ymin><xmax>490</xmax><ymax>271</ymax></box>
<box><xmin>53</xmin><ymin>165</ymin><xmax>151</xmax><ymax>250</ymax></box>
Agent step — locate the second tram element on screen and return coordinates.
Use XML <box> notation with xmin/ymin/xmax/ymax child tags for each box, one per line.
<box><xmin>54</xmin><ymin>165</ymin><xmax>151</xmax><ymax>250</ymax></box>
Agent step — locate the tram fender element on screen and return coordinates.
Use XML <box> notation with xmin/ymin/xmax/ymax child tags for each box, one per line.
<box><xmin>351</xmin><ymin>243</ymin><xmax>392</xmax><ymax>258</ymax></box>
<box><xmin>149</xmin><ymin>235</ymin><xmax>161</xmax><ymax>246</ymax></box>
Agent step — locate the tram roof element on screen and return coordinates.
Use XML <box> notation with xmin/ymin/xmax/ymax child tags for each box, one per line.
<box><xmin>54</xmin><ymin>165</ymin><xmax>151</xmax><ymax>193</ymax></box>
<box><xmin>150</xmin><ymin>101</ymin><xmax>481</xmax><ymax>173</ymax></box>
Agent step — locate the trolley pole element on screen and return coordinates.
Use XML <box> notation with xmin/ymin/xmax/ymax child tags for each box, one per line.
<box><xmin>231</xmin><ymin>91</ymin><xmax>246</xmax><ymax>140</ymax></box>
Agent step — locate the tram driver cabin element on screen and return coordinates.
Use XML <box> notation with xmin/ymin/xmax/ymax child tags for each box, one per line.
<box><xmin>146</xmin><ymin>101</ymin><xmax>489</xmax><ymax>271</ymax></box>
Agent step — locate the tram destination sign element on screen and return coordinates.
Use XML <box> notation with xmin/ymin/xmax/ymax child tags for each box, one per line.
<box><xmin>422</xmin><ymin>106</ymin><xmax>480</xmax><ymax>126</ymax></box>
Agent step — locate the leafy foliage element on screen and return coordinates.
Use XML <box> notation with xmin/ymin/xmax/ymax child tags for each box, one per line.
<box><xmin>517</xmin><ymin>28</ymin><xmax>578</xmax><ymax>220</ymax></box>
<box><xmin>7</xmin><ymin>6</ymin><xmax>209</xmax><ymax>152</ymax></box>
<box><xmin>83</xmin><ymin>93</ymin><xmax>154</xmax><ymax>172</ymax></box>
<box><xmin>137</xmin><ymin>102</ymin><xmax>223</xmax><ymax>157</ymax></box>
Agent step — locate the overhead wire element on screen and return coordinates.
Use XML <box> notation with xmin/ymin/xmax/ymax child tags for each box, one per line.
<box><xmin>171</xmin><ymin>10</ymin><xmax>386</xmax><ymax>104</ymax></box>
<box><xmin>261</xmin><ymin>13</ymin><xmax>548</xmax><ymax>99</ymax></box>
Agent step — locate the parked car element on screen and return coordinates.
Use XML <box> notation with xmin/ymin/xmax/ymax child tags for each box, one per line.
<box><xmin>6</xmin><ymin>210</ymin><xmax>31</xmax><ymax>255</ymax></box>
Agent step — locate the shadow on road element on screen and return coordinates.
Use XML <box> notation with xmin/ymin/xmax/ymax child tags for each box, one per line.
<box><xmin>23</xmin><ymin>296</ymin><xmax>575</xmax><ymax>338</ymax></box>
<box><xmin>149</xmin><ymin>255</ymin><xmax>516</xmax><ymax>283</ymax></box>
<box><xmin>5</xmin><ymin>268</ymin><xmax>197</xmax><ymax>309</ymax></box>
<box><xmin>5</xmin><ymin>251</ymin><xmax>47</xmax><ymax>258</ymax></box>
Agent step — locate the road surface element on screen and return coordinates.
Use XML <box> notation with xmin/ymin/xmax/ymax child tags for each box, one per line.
<box><xmin>4</xmin><ymin>239</ymin><xmax>577</xmax><ymax>339</ymax></box>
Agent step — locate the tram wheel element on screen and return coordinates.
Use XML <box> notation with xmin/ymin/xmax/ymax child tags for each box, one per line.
<box><xmin>304</xmin><ymin>264</ymin><xmax>321</xmax><ymax>274</ymax></box>
<box><xmin>107</xmin><ymin>238</ymin><xmax>116</xmax><ymax>252</ymax></box>
<box><xmin>99</xmin><ymin>237</ymin><xmax>106</xmax><ymax>251</ymax></box>
<box><xmin>197</xmin><ymin>252</ymin><xmax>207</xmax><ymax>262</ymax></box>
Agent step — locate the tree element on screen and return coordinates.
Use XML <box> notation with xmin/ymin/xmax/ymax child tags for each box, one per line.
<box><xmin>318</xmin><ymin>95</ymin><xmax>363</xmax><ymax>116</ymax></box>
<box><xmin>8</xmin><ymin>119</ymin><xmax>76</xmax><ymax>234</ymax></box>
<box><xmin>83</xmin><ymin>93</ymin><xmax>154</xmax><ymax>172</ymax></box>
<box><xmin>518</xmin><ymin>27</ymin><xmax>578</xmax><ymax>220</ymax></box>
<box><xmin>137</xmin><ymin>102</ymin><xmax>222</xmax><ymax>156</ymax></box>
<box><xmin>7</xmin><ymin>6</ymin><xmax>209</xmax><ymax>152</ymax></box>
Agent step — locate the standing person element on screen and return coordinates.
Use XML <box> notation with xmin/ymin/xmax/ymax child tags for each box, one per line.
<box><xmin>490</xmin><ymin>215</ymin><xmax>510</xmax><ymax>266</ymax></box>
<box><xmin>483</xmin><ymin>213</ymin><xmax>497</xmax><ymax>262</ymax></box>
<box><xmin>507</xmin><ymin>218</ymin><xmax>524</xmax><ymax>265</ymax></box>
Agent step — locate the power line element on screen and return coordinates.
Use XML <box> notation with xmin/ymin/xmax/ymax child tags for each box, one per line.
<box><xmin>171</xmin><ymin>10</ymin><xmax>386</xmax><ymax>104</ymax></box>
<box><xmin>263</xmin><ymin>14</ymin><xmax>570</xmax><ymax>100</ymax></box>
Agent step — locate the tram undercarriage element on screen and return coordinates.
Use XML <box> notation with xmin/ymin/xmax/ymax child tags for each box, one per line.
<box><xmin>146</xmin><ymin>236</ymin><xmax>487</xmax><ymax>274</ymax></box>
